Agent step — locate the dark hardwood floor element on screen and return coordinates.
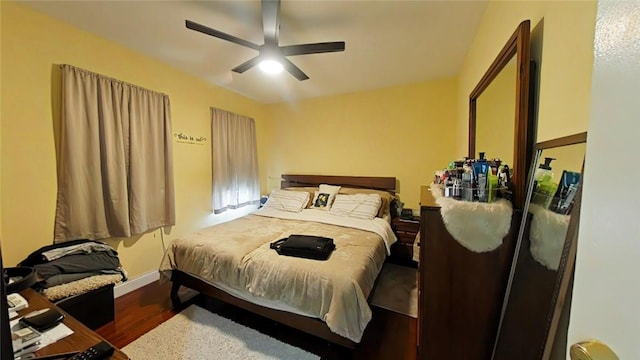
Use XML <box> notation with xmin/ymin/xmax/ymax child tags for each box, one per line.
<box><xmin>96</xmin><ymin>280</ymin><xmax>417</xmax><ymax>359</ymax></box>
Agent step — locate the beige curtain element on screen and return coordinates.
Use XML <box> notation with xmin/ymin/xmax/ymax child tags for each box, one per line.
<box><xmin>211</xmin><ymin>108</ymin><xmax>260</xmax><ymax>214</ymax></box>
<box><xmin>54</xmin><ymin>65</ymin><xmax>175</xmax><ymax>242</ymax></box>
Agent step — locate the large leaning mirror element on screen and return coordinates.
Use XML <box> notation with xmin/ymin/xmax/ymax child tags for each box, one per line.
<box><xmin>469</xmin><ymin>20</ymin><xmax>534</xmax><ymax>209</ymax></box>
<box><xmin>492</xmin><ymin>132</ymin><xmax>587</xmax><ymax>360</ymax></box>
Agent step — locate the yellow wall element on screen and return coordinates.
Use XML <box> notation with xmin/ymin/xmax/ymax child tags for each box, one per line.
<box><xmin>263</xmin><ymin>78</ymin><xmax>459</xmax><ymax>210</ymax></box>
<box><xmin>457</xmin><ymin>1</ymin><xmax>597</xmax><ymax>156</ymax></box>
<box><xmin>0</xmin><ymin>2</ymin><xmax>266</xmax><ymax>272</ymax></box>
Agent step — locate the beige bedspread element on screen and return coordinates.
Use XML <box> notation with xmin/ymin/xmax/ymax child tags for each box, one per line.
<box><xmin>159</xmin><ymin>211</ymin><xmax>390</xmax><ymax>342</ymax></box>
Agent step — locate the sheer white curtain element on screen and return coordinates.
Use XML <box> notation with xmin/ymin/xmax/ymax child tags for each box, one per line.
<box><xmin>54</xmin><ymin>65</ymin><xmax>175</xmax><ymax>242</ymax></box>
<box><xmin>211</xmin><ymin>108</ymin><xmax>260</xmax><ymax>214</ymax></box>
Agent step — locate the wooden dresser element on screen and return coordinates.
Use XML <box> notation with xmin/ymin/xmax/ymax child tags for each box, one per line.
<box><xmin>417</xmin><ymin>186</ymin><xmax>520</xmax><ymax>359</ymax></box>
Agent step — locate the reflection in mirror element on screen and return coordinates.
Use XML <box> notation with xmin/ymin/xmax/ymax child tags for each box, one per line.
<box><xmin>468</xmin><ymin>20</ymin><xmax>533</xmax><ymax>209</ymax></box>
<box><xmin>475</xmin><ymin>56</ymin><xmax>517</xmax><ymax>167</ymax></box>
<box><xmin>528</xmin><ymin>143</ymin><xmax>585</xmax><ymax>270</ymax></box>
<box><xmin>492</xmin><ymin>132</ymin><xmax>587</xmax><ymax>360</ymax></box>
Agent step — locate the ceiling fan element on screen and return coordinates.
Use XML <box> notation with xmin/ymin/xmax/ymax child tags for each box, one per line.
<box><xmin>185</xmin><ymin>0</ymin><xmax>345</xmax><ymax>81</ymax></box>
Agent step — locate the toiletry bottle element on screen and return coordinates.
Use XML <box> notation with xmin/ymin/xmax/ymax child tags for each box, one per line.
<box><xmin>461</xmin><ymin>171</ymin><xmax>473</xmax><ymax>201</ymax></box>
<box><xmin>452</xmin><ymin>168</ymin><xmax>463</xmax><ymax>200</ymax></box>
<box><xmin>491</xmin><ymin>158</ymin><xmax>502</xmax><ymax>175</ymax></box>
<box><xmin>474</xmin><ymin>152</ymin><xmax>490</xmax><ymax>202</ymax></box>
<box><xmin>487</xmin><ymin>173</ymin><xmax>499</xmax><ymax>203</ymax></box>
<box><xmin>463</xmin><ymin>157</ymin><xmax>473</xmax><ymax>173</ymax></box>
<box><xmin>534</xmin><ymin>157</ymin><xmax>555</xmax><ymax>182</ymax></box>
<box><xmin>444</xmin><ymin>170</ymin><xmax>454</xmax><ymax>197</ymax></box>
<box><xmin>532</xmin><ymin>158</ymin><xmax>557</xmax><ymax>208</ymax></box>
<box><xmin>550</xmin><ymin>171</ymin><xmax>581</xmax><ymax>213</ymax></box>
<box><xmin>500</xmin><ymin>165</ymin><xmax>513</xmax><ymax>201</ymax></box>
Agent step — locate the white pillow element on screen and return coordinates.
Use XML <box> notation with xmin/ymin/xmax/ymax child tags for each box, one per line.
<box><xmin>309</xmin><ymin>184</ymin><xmax>341</xmax><ymax>210</ymax></box>
<box><xmin>329</xmin><ymin>193</ymin><xmax>382</xmax><ymax>220</ymax></box>
<box><xmin>263</xmin><ymin>189</ymin><xmax>310</xmax><ymax>212</ymax></box>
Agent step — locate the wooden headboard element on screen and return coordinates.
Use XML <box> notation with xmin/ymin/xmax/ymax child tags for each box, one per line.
<box><xmin>281</xmin><ymin>174</ymin><xmax>396</xmax><ymax>194</ymax></box>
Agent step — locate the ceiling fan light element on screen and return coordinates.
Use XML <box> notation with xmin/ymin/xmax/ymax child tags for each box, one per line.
<box><xmin>259</xmin><ymin>59</ymin><xmax>283</xmax><ymax>74</ymax></box>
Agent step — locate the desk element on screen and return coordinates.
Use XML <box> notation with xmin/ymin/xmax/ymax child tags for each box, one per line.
<box><xmin>17</xmin><ymin>288</ymin><xmax>128</xmax><ymax>360</ymax></box>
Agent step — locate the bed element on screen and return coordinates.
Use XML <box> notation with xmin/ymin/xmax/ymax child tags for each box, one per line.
<box><xmin>159</xmin><ymin>174</ymin><xmax>397</xmax><ymax>349</ymax></box>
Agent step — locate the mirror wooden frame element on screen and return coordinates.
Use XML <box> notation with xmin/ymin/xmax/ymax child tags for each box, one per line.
<box><xmin>492</xmin><ymin>132</ymin><xmax>587</xmax><ymax>360</ymax></box>
<box><xmin>469</xmin><ymin>20</ymin><xmax>533</xmax><ymax>209</ymax></box>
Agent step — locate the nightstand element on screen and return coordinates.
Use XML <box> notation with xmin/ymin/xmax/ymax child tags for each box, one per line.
<box><xmin>390</xmin><ymin>216</ymin><xmax>420</xmax><ymax>266</ymax></box>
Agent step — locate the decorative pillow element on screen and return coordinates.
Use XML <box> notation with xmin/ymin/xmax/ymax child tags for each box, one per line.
<box><xmin>283</xmin><ymin>187</ymin><xmax>318</xmax><ymax>208</ymax></box>
<box><xmin>309</xmin><ymin>184</ymin><xmax>341</xmax><ymax>210</ymax></box>
<box><xmin>338</xmin><ymin>187</ymin><xmax>395</xmax><ymax>217</ymax></box>
<box><xmin>329</xmin><ymin>193</ymin><xmax>382</xmax><ymax>220</ymax></box>
<box><xmin>262</xmin><ymin>189</ymin><xmax>310</xmax><ymax>212</ymax></box>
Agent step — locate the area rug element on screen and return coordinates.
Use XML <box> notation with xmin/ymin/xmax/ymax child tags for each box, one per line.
<box><xmin>370</xmin><ymin>263</ymin><xmax>418</xmax><ymax>318</ymax></box>
<box><xmin>122</xmin><ymin>305</ymin><xmax>319</xmax><ymax>360</ymax></box>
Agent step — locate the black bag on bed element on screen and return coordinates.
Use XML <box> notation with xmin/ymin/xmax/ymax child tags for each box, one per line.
<box><xmin>269</xmin><ymin>235</ymin><xmax>335</xmax><ymax>260</ymax></box>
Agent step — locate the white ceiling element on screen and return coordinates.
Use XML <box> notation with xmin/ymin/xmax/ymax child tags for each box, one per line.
<box><xmin>22</xmin><ymin>0</ymin><xmax>488</xmax><ymax>104</ymax></box>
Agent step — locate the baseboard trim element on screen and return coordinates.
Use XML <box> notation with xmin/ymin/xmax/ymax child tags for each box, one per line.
<box><xmin>114</xmin><ymin>270</ymin><xmax>159</xmax><ymax>298</ymax></box>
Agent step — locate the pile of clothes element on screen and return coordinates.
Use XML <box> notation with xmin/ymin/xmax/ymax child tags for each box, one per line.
<box><xmin>19</xmin><ymin>239</ymin><xmax>127</xmax><ymax>301</ymax></box>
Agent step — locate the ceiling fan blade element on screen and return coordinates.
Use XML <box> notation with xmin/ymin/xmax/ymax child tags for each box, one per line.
<box><xmin>186</xmin><ymin>20</ymin><xmax>260</xmax><ymax>51</ymax></box>
<box><xmin>231</xmin><ymin>56</ymin><xmax>261</xmax><ymax>73</ymax></box>
<box><xmin>281</xmin><ymin>57</ymin><xmax>309</xmax><ymax>81</ymax></box>
<box><xmin>262</xmin><ymin>0</ymin><xmax>281</xmax><ymax>47</ymax></box>
<box><xmin>280</xmin><ymin>42</ymin><xmax>346</xmax><ymax>56</ymax></box>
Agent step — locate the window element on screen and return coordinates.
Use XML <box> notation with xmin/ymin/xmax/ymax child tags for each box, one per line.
<box><xmin>210</xmin><ymin>108</ymin><xmax>260</xmax><ymax>214</ymax></box>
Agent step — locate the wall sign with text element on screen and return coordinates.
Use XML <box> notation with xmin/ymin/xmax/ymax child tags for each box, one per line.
<box><xmin>173</xmin><ymin>132</ymin><xmax>207</xmax><ymax>145</ymax></box>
